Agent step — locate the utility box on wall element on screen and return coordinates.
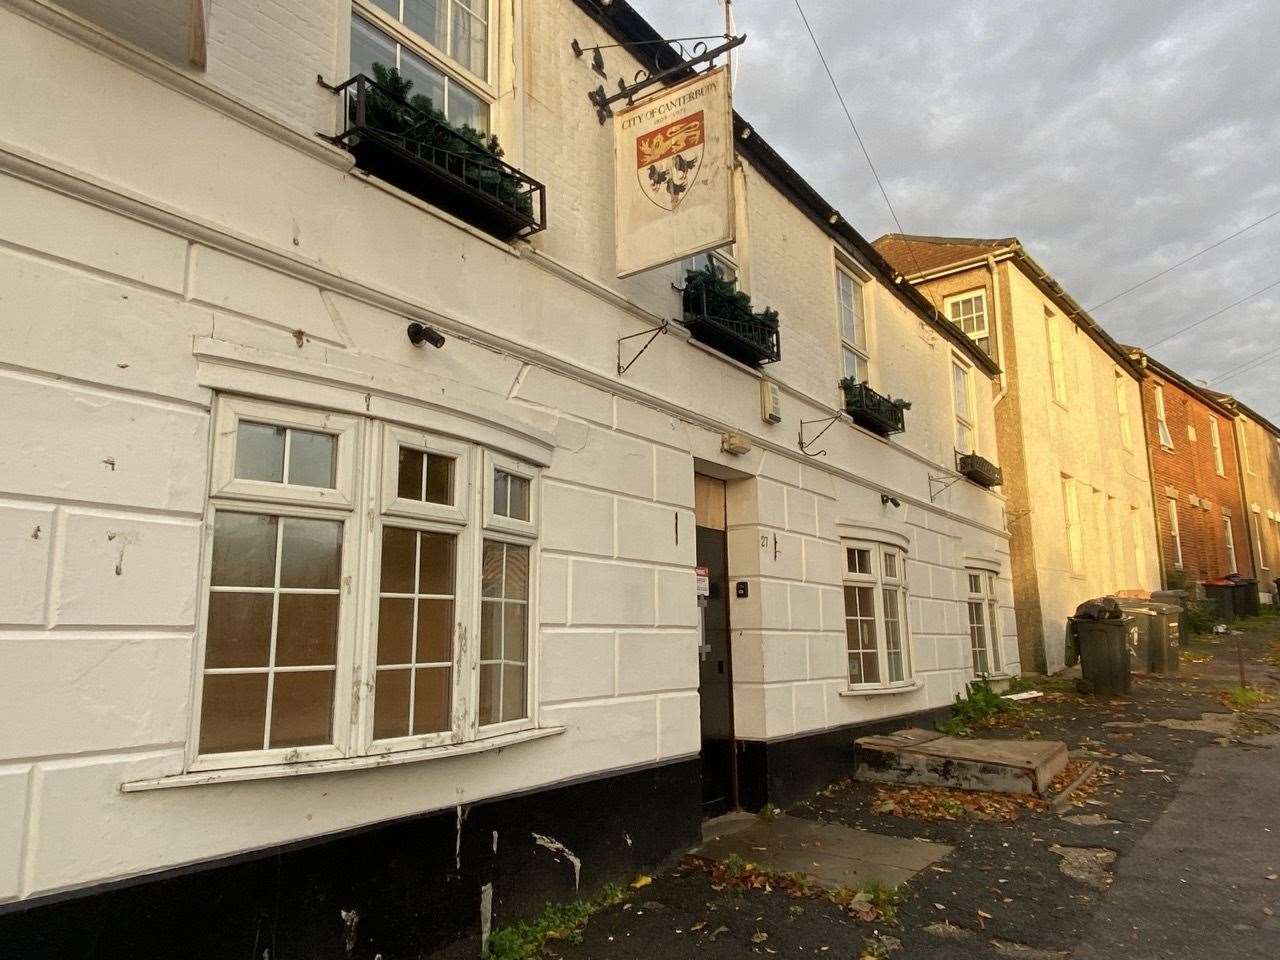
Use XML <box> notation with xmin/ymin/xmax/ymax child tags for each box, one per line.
<box><xmin>760</xmin><ymin>379</ymin><xmax>781</xmax><ymax>424</ymax></box>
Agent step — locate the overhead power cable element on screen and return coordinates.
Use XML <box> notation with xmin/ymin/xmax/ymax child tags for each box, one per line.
<box><xmin>1088</xmin><ymin>206</ymin><xmax>1280</xmax><ymax>312</ymax></box>
<box><xmin>791</xmin><ymin>0</ymin><xmax>940</xmax><ymax>312</ymax></box>
<box><xmin>1211</xmin><ymin>342</ymin><xmax>1280</xmax><ymax>387</ymax></box>
<box><xmin>1144</xmin><ymin>276</ymin><xmax>1280</xmax><ymax>350</ymax></box>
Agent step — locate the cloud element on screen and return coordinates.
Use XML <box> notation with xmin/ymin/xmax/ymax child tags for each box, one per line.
<box><xmin>628</xmin><ymin>0</ymin><xmax>1280</xmax><ymax>416</ymax></box>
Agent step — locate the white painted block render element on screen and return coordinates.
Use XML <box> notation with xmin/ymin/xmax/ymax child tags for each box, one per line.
<box><xmin>0</xmin><ymin>0</ymin><xmax>1017</xmax><ymax>935</ymax></box>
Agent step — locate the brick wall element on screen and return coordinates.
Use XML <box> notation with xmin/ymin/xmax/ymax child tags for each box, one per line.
<box><xmin>1139</xmin><ymin>371</ymin><xmax>1253</xmax><ymax>583</ymax></box>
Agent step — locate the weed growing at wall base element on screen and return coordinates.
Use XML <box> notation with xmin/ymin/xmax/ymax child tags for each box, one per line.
<box><xmin>484</xmin><ymin>884</ymin><xmax>626</xmax><ymax>959</ymax></box>
<box><xmin>937</xmin><ymin>678</ymin><xmax>1012</xmax><ymax>736</ymax></box>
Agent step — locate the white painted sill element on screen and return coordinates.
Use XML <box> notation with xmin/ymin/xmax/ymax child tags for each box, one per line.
<box><xmin>839</xmin><ymin>680</ymin><xmax>924</xmax><ymax>698</ymax></box>
<box><xmin>121</xmin><ymin>726</ymin><xmax>565</xmax><ymax>793</ymax></box>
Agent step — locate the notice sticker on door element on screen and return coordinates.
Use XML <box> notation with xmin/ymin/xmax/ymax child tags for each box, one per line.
<box><xmin>695</xmin><ymin>565</ymin><xmax>710</xmax><ymax>598</ymax></box>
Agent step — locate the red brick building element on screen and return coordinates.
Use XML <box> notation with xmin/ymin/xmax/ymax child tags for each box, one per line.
<box><xmin>1128</xmin><ymin>349</ymin><xmax>1255</xmax><ymax>587</ymax></box>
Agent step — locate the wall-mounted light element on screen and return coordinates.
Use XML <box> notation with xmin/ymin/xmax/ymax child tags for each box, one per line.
<box><xmin>407</xmin><ymin>322</ymin><xmax>445</xmax><ymax>348</ymax></box>
<box><xmin>881</xmin><ymin>494</ymin><xmax>901</xmax><ymax>508</ymax></box>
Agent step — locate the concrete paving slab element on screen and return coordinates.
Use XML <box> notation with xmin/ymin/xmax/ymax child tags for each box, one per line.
<box><xmin>688</xmin><ymin>814</ymin><xmax>950</xmax><ymax>890</ymax></box>
<box><xmin>856</xmin><ymin>728</ymin><xmax>1069</xmax><ymax>794</ymax></box>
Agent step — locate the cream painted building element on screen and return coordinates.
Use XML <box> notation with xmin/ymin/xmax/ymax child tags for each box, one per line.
<box><xmin>0</xmin><ymin>1</ymin><xmax>1014</xmax><ymax>953</ymax></box>
<box><xmin>875</xmin><ymin>236</ymin><xmax>1161</xmax><ymax>673</ymax></box>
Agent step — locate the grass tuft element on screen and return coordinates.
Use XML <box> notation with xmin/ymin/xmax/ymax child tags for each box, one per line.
<box><xmin>484</xmin><ymin>883</ymin><xmax>626</xmax><ymax>959</ymax></box>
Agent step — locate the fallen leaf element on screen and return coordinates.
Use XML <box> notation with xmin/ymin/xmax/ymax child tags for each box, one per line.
<box><xmin>630</xmin><ymin>874</ymin><xmax>652</xmax><ymax>889</ymax></box>
<box><xmin>751</xmin><ymin>930</ymin><xmax>769</xmax><ymax>943</ymax></box>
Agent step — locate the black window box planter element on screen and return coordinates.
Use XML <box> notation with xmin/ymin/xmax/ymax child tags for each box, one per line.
<box><xmin>327</xmin><ymin>74</ymin><xmax>546</xmax><ymax>242</ymax></box>
<box><xmin>956</xmin><ymin>451</ymin><xmax>1003</xmax><ymax>488</ymax></box>
<box><xmin>681</xmin><ymin>273</ymin><xmax>781</xmax><ymax>367</ymax></box>
<box><xmin>840</xmin><ymin>379</ymin><xmax>910</xmax><ymax>437</ymax></box>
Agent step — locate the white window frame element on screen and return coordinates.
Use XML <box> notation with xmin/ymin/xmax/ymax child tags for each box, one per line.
<box><xmin>1209</xmin><ymin>416</ymin><xmax>1226</xmax><ymax>476</ymax></box>
<box><xmin>190</xmin><ymin>398</ymin><xmax>540</xmax><ymax>774</ymax></box>
<box><xmin>352</xmin><ymin>0</ymin><xmax>497</xmax><ymax>127</ymax></box>
<box><xmin>836</xmin><ymin>263</ymin><xmax>870</xmax><ymax>386</ymax></box>
<box><xmin>1046</xmin><ymin>309</ymin><xmax>1068</xmax><ymax>407</ymax></box>
<box><xmin>210</xmin><ymin>398</ymin><xmax>361</xmax><ymax>509</ymax></box>
<box><xmin>965</xmin><ymin>569</ymin><xmax>1002</xmax><ymax>676</ymax></box>
<box><xmin>1242</xmin><ymin>427</ymin><xmax>1255</xmax><ymax>475</ymax></box>
<box><xmin>1154</xmin><ymin>384</ymin><xmax>1173</xmax><ymax>449</ymax></box>
<box><xmin>841</xmin><ymin>540</ymin><xmax>913</xmax><ymax>690</ymax></box>
<box><xmin>952</xmin><ymin>355</ymin><xmax>976</xmax><ymax>454</ymax></box>
<box><xmin>483</xmin><ymin>450</ymin><xmax>540</xmax><ymax>537</ymax></box>
<box><xmin>1168</xmin><ymin>497</ymin><xmax>1183</xmax><ymax>569</ymax></box>
<box><xmin>1062</xmin><ymin>476</ymin><xmax>1084</xmax><ymax>575</ymax></box>
<box><xmin>1115</xmin><ymin>372</ymin><xmax>1133</xmax><ymax>450</ymax></box>
<box><xmin>1252</xmin><ymin>509</ymin><xmax>1267</xmax><ymax>571</ymax></box>
<box><xmin>945</xmin><ymin>289</ymin><xmax>990</xmax><ymax>354</ymax></box>
<box><xmin>1223</xmin><ymin>516</ymin><xmax>1238</xmax><ymax>574</ymax></box>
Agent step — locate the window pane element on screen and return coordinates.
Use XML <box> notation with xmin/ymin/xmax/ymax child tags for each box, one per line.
<box><xmin>883</xmin><ymin>552</ymin><xmax>898</xmax><ymax>579</ymax></box>
<box><xmin>848</xmin><ymin>653</ymin><xmax>864</xmax><ymax>685</ymax></box>
<box><xmin>450</xmin><ymin>4</ymin><xmax>487</xmax><ymax>77</ymax></box>
<box><xmin>279</xmin><ymin>518</ymin><xmax>342</xmax><ymax>589</ymax></box>
<box><xmin>403</xmin><ymin>0</ymin><xmax>446</xmax><ymax>50</ymax></box>
<box><xmin>399</xmin><ymin>46</ymin><xmax>447</xmax><ymax>114</ymax></box>
<box><xmin>860</xmin><ymin>651</ymin><xmax>880</xmax><ymax>684</ymax></box>
<box><xmin>425</xmin><ymin>454</ymin><xmax>454</xmax><ymax>504</ymax></box>
<box><xmin>448</xmin><ymin>80</ymin><xmax>488</xmax><ymax>132</ymax></box>
<box><xmin>478</xmin><ymin>662</ymin><xmax>500</xmax><ymax>725</ymax></box>
<box><xmin>378</xmin><ymin>597</ymin><xmax>414</xmax><ymax>664</ymax></box>
<box><xmin>492</xmin><ymin>472</ymin><xmax>509</xmax><ymax>519</ymax></box>
<box><xmin>234</xmin><ymin>422</ymin><xmax>285</xmax><ymax>483</ymax></box>
<box><xmin>373</xmin><ymin>668</ymin><xmax>411</xmax><ymax>739</ymax></box>
<box><xmin>211</xmin><ymin>512</ymin><xmax>278</xmax><ymax>588</ymax></box>
<box><xmin>480</xmin><ymin>600</ymin><xmax>501</xmax><ymax>659</ymax></box>
<box><xmin>956</xmin><ymin>422</ymin><xmax>974</xmax><ymax>454</ymax></box>
<box><xmin>269</xmin><ymin>670</ymin><xmax>334</xmax><ymax>747</ymax></box>
<box><xmin>968</xmin><ymin>573</ymin><xmax>982</xmax><ymax>594</ymax></box>
<box><xmin>286</xmin><ymin>430</ymin><xmax>336</xmax><ymax>488</ymax></box>
<box><xmin>351</xmin><ymin>14</ymin><xmax>396</xmax><ymax>79</ymax></box>
<box><xmin>416</xmin><ymin>598</ymin><xmax>453</xmax><ymax>663</ymax></box>
<box><xmin>200</xmin><ymin>673</ymin><xmax>267</xmax><ymax>753</ymax></box>
<box><xmin>504</xmin><ymin>544</ymin><xmax>529</xmax><ymax>600</ymax></box>
<box><xmin>381</xmin><ymin>526</ymin><xmax>417</xmax><ymax>595</ymax></box>
<box><xmin>481</xmin><ymin>541</ymin><xmax>504</xmax><ymax>597</ymax></box>
<box><xmin>847</xmin><ymin>547</ymin><xmax>871</xmax><ymax>575</ymax></box>
<box><xmin>275</xmin><ymin>593</ymin><xmax>339</xmax><ymax>667</ymax></box>
<box><xmin>418</xmin><ymin>532</ymin><xmax>455</xmax><ymax>595</ymax></box>
<box><xmin>506</xmin><ymin>475</ymin><xmax>531</xmax><ymax>521</ymax></box>
<box><xmin>398</xmin><ymin>448</ymin><xmax>424</xmax><ymax>501</ymax></box>
<box><xmin>501</xmin><ymin>664</ymin><xmax>526</xmax><ymax>721</ymax></box>
<box><xmin>413</xmin><ymin>666</ymin><xmax>451</xmax><ymax>733</ymax></box>
<box><xmin>204</xmin><ymin>592</ymin><xmax>273</xmax><ymax>669</ymax></box>
<box><xmin>502</xmin><ymin>603</ymin><xmax>527</xmax><ymax>661</ymax></box>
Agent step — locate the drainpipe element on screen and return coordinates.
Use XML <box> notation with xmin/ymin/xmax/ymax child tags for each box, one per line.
<box><xmin>1132</xmin><ymin>352</ymin><xmax>1168</xmax><ymax>590</ymax></box>
<box><xmin>988</xmin><ymin>255</ymin><xmax>1008</xmax><ymax>404</ymax></box>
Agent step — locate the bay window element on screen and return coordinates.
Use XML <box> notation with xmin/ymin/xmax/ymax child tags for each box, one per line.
<box><xmin>192</xmin><ymin>397</ymin><xmax>539</xmax><ymax>772</ymax></box>
<box><xmin>842</xmin><ymin>541</ymin><xmax>912</xmax><ymax>688</ymax></box>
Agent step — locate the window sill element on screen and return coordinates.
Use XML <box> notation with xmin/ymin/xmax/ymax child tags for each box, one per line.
<box><xmin>120</xmin><ymin>725</ymin><xmax>565</xmax><ymax>793</ymax></box>
<box><xmin>839</xmin><ymin>680</ymin><xmax>923</xmax><ymax>698</ymax></box>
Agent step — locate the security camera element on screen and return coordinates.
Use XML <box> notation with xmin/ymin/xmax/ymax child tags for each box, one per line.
<box><xmin>407</xmin><ymin>322</ymin><xmax>445</xmax><ymax>348</ymax></box>
<box><xmin>881</xmin><ymin>494</ymin><xmax>901</xmax><ymax>508</ymax></box>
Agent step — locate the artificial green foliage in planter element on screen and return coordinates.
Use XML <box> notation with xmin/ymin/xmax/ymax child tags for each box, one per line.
<box><xmin>683</xmin><ymin>266</ymin><xmax>780</xmax><ymax>331</ymax></box>
<box><xmin>682</xmin><ymin>266</ymin><xmax>782</xmax><ymax>362</ymax></box>
<box><xmin>838</xmin><ymin>376</ymin><xmax>911</xmax><ymax>435</ymax></box>
<box><xmin>357</xmin><ymin>63</ymin><xmax>533</xmax><ymax>219</ymax></box>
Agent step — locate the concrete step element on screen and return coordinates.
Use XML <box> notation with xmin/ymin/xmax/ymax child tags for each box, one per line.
<box><xmin>854</xmin><ymin>728</ymin><xmax>1069</xmax><ymax>795</ymax></box>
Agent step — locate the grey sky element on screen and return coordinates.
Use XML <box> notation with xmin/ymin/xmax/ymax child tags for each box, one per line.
<box><xmin>627</xmin><ymin>0</ymin><xmax>1280</xmax><ymax>418</ymax></box>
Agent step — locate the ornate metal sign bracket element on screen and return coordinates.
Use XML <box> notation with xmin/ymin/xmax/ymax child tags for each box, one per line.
<box><xmin>572</xmin><ymin>33</ymin><xmax>747</xmax><ymax>124</ymax></box>
<box><xmin>617</xmin><ymin>320</ymin><xmax>669</xmax><ymax>377</ymax></box>
<box><xmin>799</xmin><ymin>413</ymin><xmax>841</xmax><ymax>458</ymax></box>
<box><xmin>928</xmin><ymin>473</ymin><xmax>963</xmax><ymax>502</ymax></box>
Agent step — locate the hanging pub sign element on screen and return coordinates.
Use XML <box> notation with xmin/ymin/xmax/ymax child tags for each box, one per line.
<box><xmin>614</xmin><ymin>66</ymin><xmax>734</xmax><ymax>279</ymax></box>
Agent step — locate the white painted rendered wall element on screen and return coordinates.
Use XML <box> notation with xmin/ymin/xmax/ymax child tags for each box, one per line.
<box><xmin>1004</xmin><ymin>267</ymin><xmax>1161</xmax><ymax>670</ymax></box>
<box><xmin>0</xmin><ymin>0</ymin><xmax>1014</xmax><ymax>905</ymax></box>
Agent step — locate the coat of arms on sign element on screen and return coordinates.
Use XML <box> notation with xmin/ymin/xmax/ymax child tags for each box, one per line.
<box><xmin>636</xmin><ymin>111</ymin><xmax>705</xmax><ymax>211</ymax></box>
